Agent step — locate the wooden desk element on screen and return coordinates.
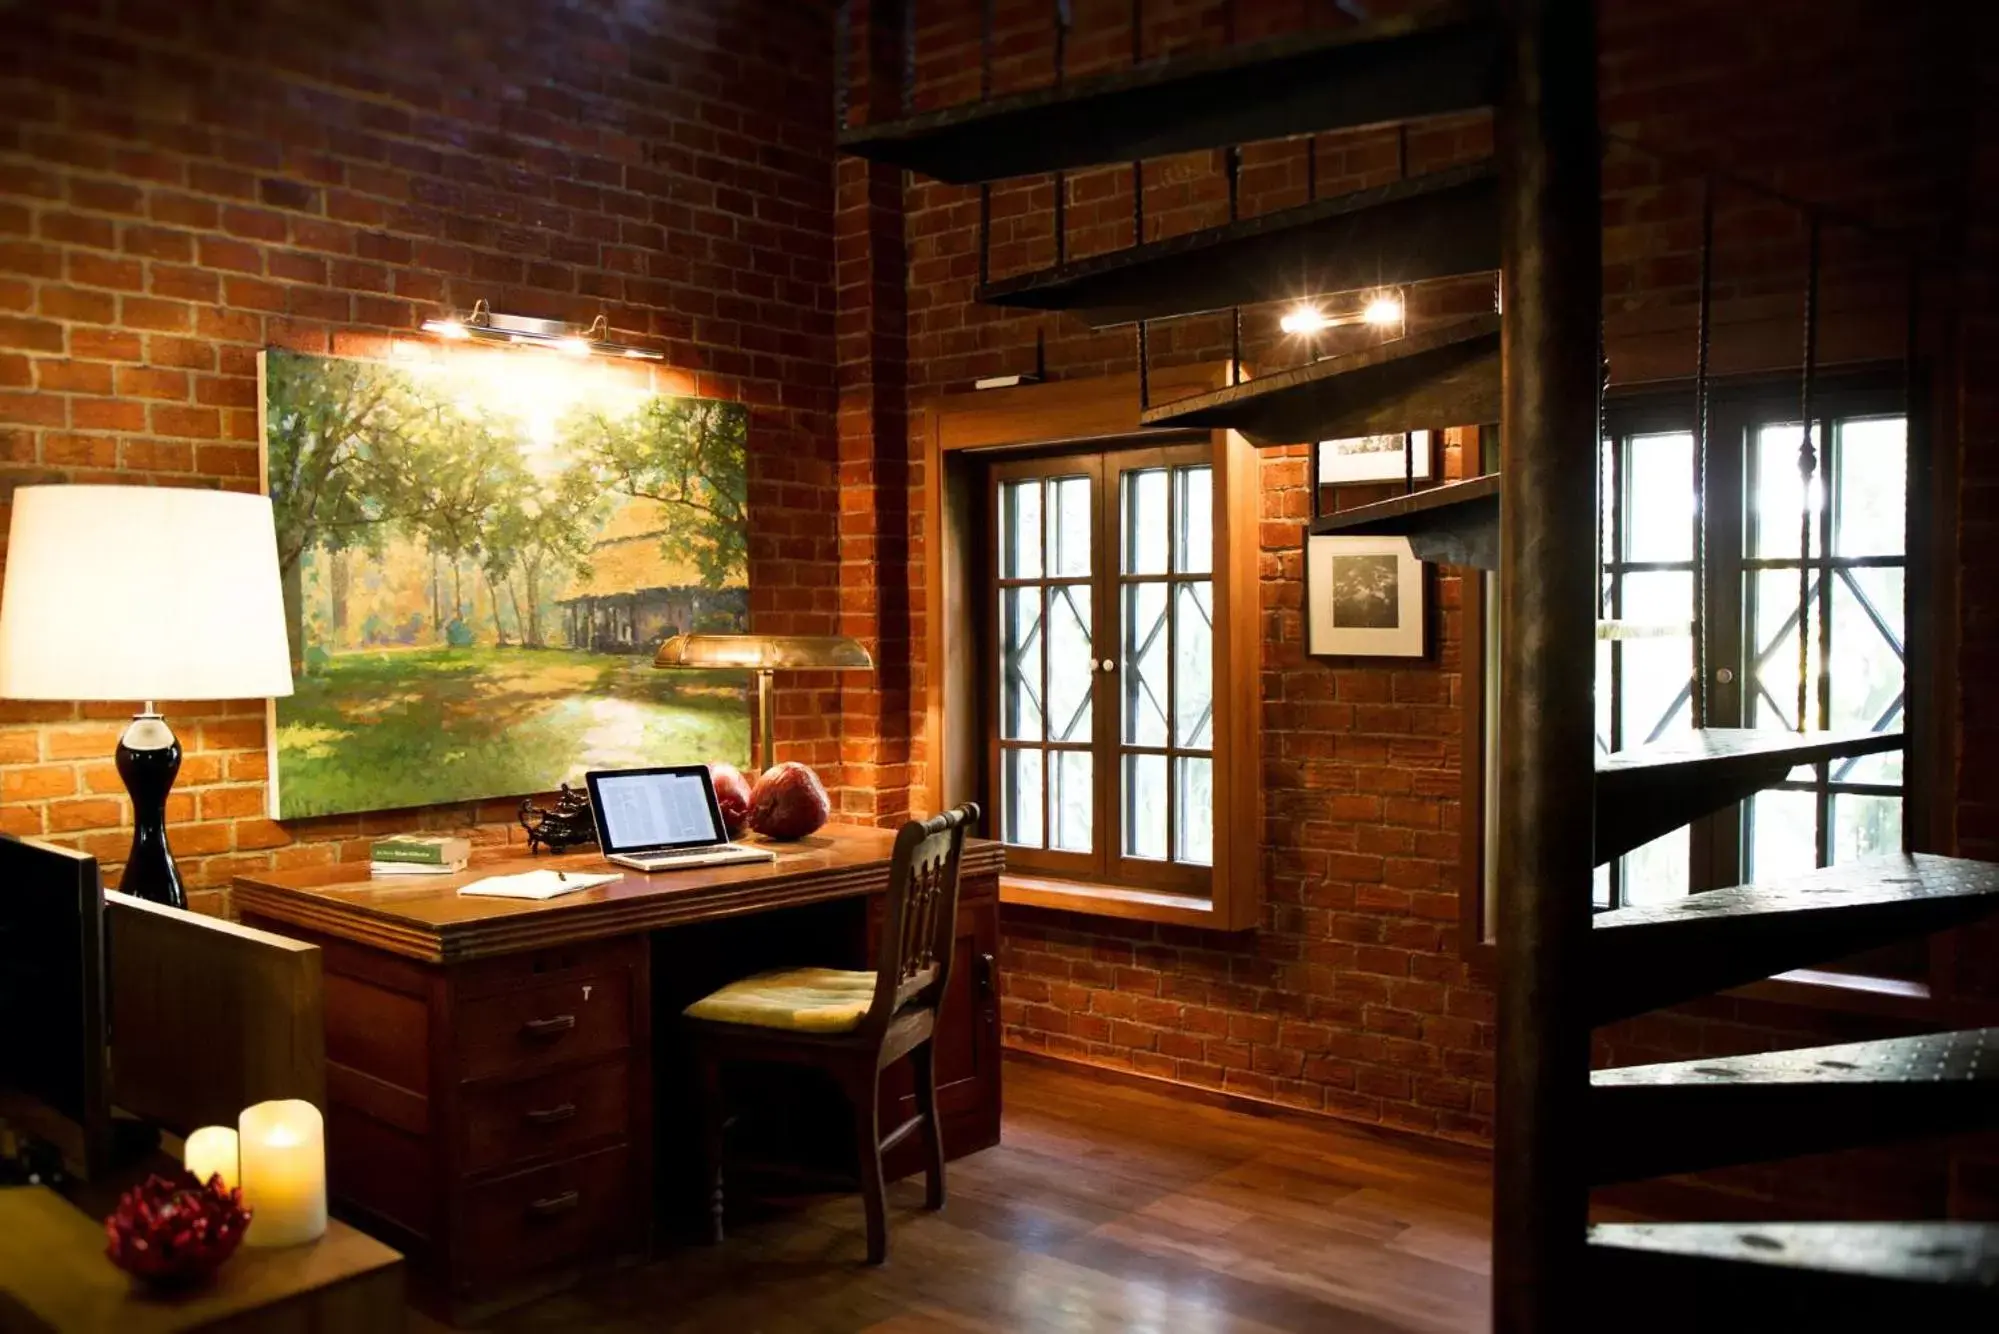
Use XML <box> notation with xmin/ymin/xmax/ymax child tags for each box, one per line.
<box><xmin>0</xmin><ymin>1185</ymin><xmax>402</xmax><ymax>1334</ymax></box>
<box><xmin>232</xmin><ymin>828</ymin><xmax>1004</xmax><ymax>1318</ymax></box>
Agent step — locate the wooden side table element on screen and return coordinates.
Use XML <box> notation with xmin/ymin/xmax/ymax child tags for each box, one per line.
<box><xmin>0</xmin><ymin>1185</ymin><xmax>403</xmax><ymax>1333</ymax></box>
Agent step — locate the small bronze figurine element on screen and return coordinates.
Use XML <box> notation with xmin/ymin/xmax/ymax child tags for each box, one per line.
<box><xmin>518</xmin><ymin>784</ymin><xmax>598</xmax><ymax>854</ymax></box>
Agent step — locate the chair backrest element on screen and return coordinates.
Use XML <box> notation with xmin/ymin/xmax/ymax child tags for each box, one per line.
<box><xmin>864</xmin><ymin>803</ymin><xmax>979</xmax><ymax>1033</ymax></box>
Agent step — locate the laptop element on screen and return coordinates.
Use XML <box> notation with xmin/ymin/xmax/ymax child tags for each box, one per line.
<box><xmin>583</xmin><ymin>765</ymin><xmax>775</xmax><ymax>873</ymax></box>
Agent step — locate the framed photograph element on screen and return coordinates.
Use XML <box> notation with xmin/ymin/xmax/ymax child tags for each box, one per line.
<box><xmin>1305</xmin><ymin>533</ymin><xmax>1427</xmax><ymax>658</ymax></box>
<box><xmin>1315</xmin><ymin>429</ymin><xmax>1434</xmax><ymax>487</ymax></box>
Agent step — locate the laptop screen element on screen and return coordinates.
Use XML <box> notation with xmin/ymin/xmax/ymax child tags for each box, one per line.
<box><xmin>585</xmin><ymin>766</ymin><xmax>727</xmax><ymax>854</ymax></box>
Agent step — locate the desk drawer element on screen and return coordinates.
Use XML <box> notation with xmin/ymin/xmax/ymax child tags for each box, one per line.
<box><xmin>457</xmin><ymin>971</ymin><xmax>632</xmax><ymax>1083</ymax></box>
<box><xmin>462</xmin><ymin>1058</ymin><xmax>630</xmax><ymax>1177</ymax></box>
<box><xmin>460</xmin><ymin>1144</ymin><xmax>635</xmax><ymax>1284</ymax></box>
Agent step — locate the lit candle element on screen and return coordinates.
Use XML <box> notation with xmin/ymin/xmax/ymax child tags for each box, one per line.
<box><xmin>238</xmin><ymin>1100</ymin><xmax>326</xmax><ymax>1247</ymax></box>
<box><xmin>182</xmin><ymin>1125</ymin><xmax>239</xmax><ymax>1191</ymax></box>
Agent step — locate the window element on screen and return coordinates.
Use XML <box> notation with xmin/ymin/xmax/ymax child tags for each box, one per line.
<box><xmin>989</xmin><ymin>443</ymin><xmax>1215</xmax><ymax>896</ymax></box>
<box><xmin>1593</xmin><ymin>378</ymin><xmax>1917</xmax><ymax>926</ymax></box>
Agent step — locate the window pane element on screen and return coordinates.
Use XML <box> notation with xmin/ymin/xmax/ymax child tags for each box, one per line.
<box><xmin>1175</xmin><ymin>466</ymin><xmax>1213</xmax><ymax>574</ymax></box>
<box><xmin>1830</xmin><ymin>567</ymin><xmax>1905</xmax><ymax>782</ymax></box>
<box><xmin>1625</xmin><ymin>432</ymin><xmax>1695</xmax><ymax>562</ymax></box>
<box><xmin>1123</xmin><ymin>582</ymin><xmax>1170</xmax><ymax>746</ymax></box>
<box><xmin>1051</xmin><ymin>749</ymin><xmax>1092</xmax><ymax>853</ymax></box>
<box><xmin>1593</xmin><ymin>862</ymin><xmax>1611</xmax><ymax>910</ymax></box>
<box><xmin>1050</xmin><ymin>475</ymin><xmax>1092</xmax><ymax>578</ymax></box>
<box><xmin>1123</xmin><ymin>468</ymin><xmax>1169</xmax><ymax>575</ymax></box>
<box><xmin>1621</xmin><ymin>827</ymin><xmax>1689</xmax><ymax>906</ymax></box>
<box><xmin>1046</xmin><ymin>584</ymin><xmax>1093</xmax><ymax>743</ymax></box>
<box><xmin>1617</xmin><ymin>571</ymin><xmax>1693</xmax><ymax>746</ymax></box>
<box><xmin>1001</xmin><ymin>479</ymin><xmax>1043</xmax><ymax>578</ymax></box>
<box><xmin>1833</xmin><ymin>792</ymin><xmax>1901</xmax><ymax>863</ymax></box>
<box><xmin>1174</xmin><ymin>755</ymin><xmax>1212</xmax><ymax>866</ymax></box>
<box><xmin>1751</xmin><ymin>422</ymin><xmax>1823</xmax><ymax>558</ymax></box>
<box><xmin>1748</xmin><ymin>788</ymin><xmax>1817</xmax><ymax>882</ymax></box>
<box><xmin>1123</xmin><ymin>752</ymin><xmax>1167</xmax><ymax>861</ymax></box>
<box><xmin>1001</xmin><ymin>585</ymin><xmax>1043</xmax><ymax>741</ymax></box>
<box><xmin>1746</xmin><ymin>569</ymin><xmax>1823</xmax><ymax>732</ymax></box>
<box><xmin>1174</xmin><ymin>581</ymin><xmax>1213</xmax><ymax>749</ymax></box>
<box><xmin>1002</xmin><ymin>748</ymin><xmax>1044</xmax><ymax>848</ymax></box>
<box><xmin>1834</xmin><ymin>416</ymin><xmax>1905</xmax><ymax>558</ymax></box>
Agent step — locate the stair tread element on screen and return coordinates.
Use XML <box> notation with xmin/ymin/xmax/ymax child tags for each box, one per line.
<box><xmin>1308</xmin><ymin>472</ymin><xmax>1498</xmax><ymax>569</ymax></box>
<box><xmin>1587</xmin><ymin>1029</ymin><xmax>1999</xmax><ymax>1183</ymax></box>
<box><xmin>1595</xmin><ymin>726</ymin><xmax>1903</xmax><ymax>865</ymax></box>
<box><xmin>979</xmin><ymin>161</ymin><xmax>1498</xmax><ymax>327</ymax></box>
<box><xmin>1590</xmin><ymin>1221</ymin><xmax>1999</xmax><ymax>1286</ymax></box>
<box><xmin>838</xmin><ymin>6</ymin><xmax>1496</xmax><ymax>185</ymax></box>
<box><xmin>1596</xmin><ymin>1027</ymin><xmax>1999</xmax><ymax>1088</ymax></box>
<box><xmin>1138</xmin><ymin>314</ymin><xmax>1499</xmax><ymax>442</ymax></box>
<box><xmin>1589</xmin><ymin>854</ymin><xmax>1999</xmax><ymax>1025</ymax></box>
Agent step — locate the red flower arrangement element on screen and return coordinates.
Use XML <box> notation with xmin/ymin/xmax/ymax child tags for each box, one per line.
<box><xmin>104</xmin><ymin>1171</ymin><xmax>252</xmax><ymax>1287</ymax></box>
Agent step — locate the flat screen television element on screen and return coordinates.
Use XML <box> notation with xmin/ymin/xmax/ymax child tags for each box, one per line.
<box><xmin>0</xmin><ymin>833</ymin><xmax>111</xmax><ymax>1178</ymax></box>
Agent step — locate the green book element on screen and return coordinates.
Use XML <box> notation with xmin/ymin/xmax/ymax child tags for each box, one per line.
<box><xmin>370</xmin><ymin>836</ymin><xmax>472</xmax><ymax>867</ymax></box>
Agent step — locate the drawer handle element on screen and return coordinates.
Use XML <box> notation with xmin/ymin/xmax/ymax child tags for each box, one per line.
<box><xmin>527</xmin><ymin>1189</ymin><xmax>580</xmax><ymax>1219</ymax></box>
<box><xmin>520</xmin><ymin>1014</ymin><xmax>577</xmax><ymax>1039</ymax></box>
<box><xmin>523</xmin><ymin>1102</ymin><xmax>578</xmax><ymax>1127</ymax></box>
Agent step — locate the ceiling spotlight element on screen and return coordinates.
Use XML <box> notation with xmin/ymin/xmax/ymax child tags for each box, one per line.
<box><xmin>1280</xmin><ymin>305</ymin><xmax>1332</xmax><ymax>336</ymax></box>
<box><xmin>422</xmin><ymin>318</ymin><xmax>469</xmax><ymax>339</ymax></box>
<box><xmin>1363</xmin><ymin>292</ymin><xmax>1405</xmax><ymax>326</ymax></box>
<box><xmin>557</xmin><ymin>336</ymin><xmax>592</xmax><ymax>357</ymax></box>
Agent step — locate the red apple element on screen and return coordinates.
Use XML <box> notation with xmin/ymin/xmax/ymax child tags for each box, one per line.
<box><xmin>747</xmin><ymin>762</ymin><xmax>831</xmax><ymax>841</ymax></box>
<box><xmin>708</xmin><ymin>761</ymin><xmax>753</xmax><ymax>838</ymax></box>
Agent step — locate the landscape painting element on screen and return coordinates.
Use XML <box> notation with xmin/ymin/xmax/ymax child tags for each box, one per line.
<box><xmin>261</xmin><ymin>347</ymin><xmax>752</xmax><ymax>820</ymax></box>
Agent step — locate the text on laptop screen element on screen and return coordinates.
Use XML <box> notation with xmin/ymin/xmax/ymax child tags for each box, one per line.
<box><xmin>595</xmin><ymin>772</ymin><xmax>721</xmax><ymax>851</ymax></box>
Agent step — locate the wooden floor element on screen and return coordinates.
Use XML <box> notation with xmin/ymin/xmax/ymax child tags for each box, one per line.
<box><xmin>431</xmin><ymin>1057</ymin><xmax>1494</xmax><ymax>1333</ymax></box>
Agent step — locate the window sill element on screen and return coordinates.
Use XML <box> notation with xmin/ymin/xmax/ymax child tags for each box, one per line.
<box><xmin>998</xmin><ymin>874</ymin><xmax>1236</xmax><ymax>929</ymax></box>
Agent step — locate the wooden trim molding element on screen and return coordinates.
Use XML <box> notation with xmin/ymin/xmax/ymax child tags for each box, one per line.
<box><xmin>922</xmin><ymin>367</ymin><xmax>1263</xmax><ymax>930</ymax></box>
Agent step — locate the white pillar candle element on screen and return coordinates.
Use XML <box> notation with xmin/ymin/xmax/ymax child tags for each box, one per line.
<box><xmin>238</xmin><ymin>1100</ymin><xmax>326</xmax><ymax>1247</ymax></box>
<box><xmin>182</xmin><ymin>1125</ymin><xmax>239</xmax><ymax>1191</ymax></box>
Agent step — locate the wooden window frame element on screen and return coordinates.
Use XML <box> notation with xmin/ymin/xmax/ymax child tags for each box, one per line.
<box><xmin>921</xmin><ymin>366</ymin><xmax>1262</xmax><ymax>930</ymax></box>
<box><xmin>1459</xmin><ymin>364</ymin><xmax>1962</xmax><ymax>1011</ymax></box>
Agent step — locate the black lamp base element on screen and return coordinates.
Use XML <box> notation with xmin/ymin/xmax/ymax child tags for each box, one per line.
<box><xmin>115</xmin><ymin>710</ymin><xmax>184</xmax><ymax>910</ymax></box>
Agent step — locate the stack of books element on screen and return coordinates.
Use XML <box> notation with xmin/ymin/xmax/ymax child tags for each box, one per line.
<box><xmin>369</xmin><ymin>836</ymin><xmax>472</xmax><ymax>877</ymax></box>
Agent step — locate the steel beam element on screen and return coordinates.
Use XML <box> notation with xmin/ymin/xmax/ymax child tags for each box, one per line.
<box><xmin>1492</xmin><ymin>0</ymin><xmax>1600</xmax><ymax>1330</ymax></box>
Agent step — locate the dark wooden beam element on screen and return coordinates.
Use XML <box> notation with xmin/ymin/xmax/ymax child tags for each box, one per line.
<box><xmin>1308</xmin><ymin>473</ymin><xmax>1500</xmax><ymax>568</ymax></box>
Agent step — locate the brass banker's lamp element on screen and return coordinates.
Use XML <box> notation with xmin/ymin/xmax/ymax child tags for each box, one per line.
<box><xmin>653</xmin><ymin>634</ymin><xmax>873</xmax><ymax>772</ymax></box>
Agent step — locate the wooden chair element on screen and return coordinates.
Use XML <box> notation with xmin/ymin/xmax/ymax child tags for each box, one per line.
<box><xmin>683</xmin><ymin>803</ymin><xmax>980</xmax><ymax>1264</ymax></box>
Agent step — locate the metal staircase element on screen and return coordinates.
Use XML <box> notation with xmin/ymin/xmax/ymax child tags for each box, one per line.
<box><xmin>837</xmin><ymin>2</ymin><xmax>1997</xmax><ymax>1328</ymax></box>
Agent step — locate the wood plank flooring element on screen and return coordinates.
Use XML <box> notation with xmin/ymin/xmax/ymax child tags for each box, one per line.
<box><xmin>425</xmin><ymin>1057</ymin><xmax>1494</xmax><ymax>1333</ymax></box>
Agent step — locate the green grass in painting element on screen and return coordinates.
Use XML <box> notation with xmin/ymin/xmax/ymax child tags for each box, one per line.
<box><xmin>274</xmin><ymin>647</ymin><xmax>750</xmax><ymax>819</ymax></box>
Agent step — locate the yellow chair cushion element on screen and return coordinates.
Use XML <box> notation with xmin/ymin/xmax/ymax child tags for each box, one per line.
<box><xmin>683</xmin><ymin>967</ymin><xmax>878</xmax><ymax>1034</ymax></box>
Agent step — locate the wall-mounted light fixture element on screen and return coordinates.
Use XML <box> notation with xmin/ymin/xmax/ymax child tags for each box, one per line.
<box><xmin>1279</xmin><ymin>289</ymin><xmax>1406</xmax><ymax>338</ymax></box>
<box><xmin>419</xmin><ymin>300</ymin><xmax>664</xmax><ymax>361</ymax></box>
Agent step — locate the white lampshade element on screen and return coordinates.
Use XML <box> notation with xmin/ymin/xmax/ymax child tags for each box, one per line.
<box><xmin>0</xmin><ymin>486</ymin><xmax>294</xmax><ymax>702</ymax></box>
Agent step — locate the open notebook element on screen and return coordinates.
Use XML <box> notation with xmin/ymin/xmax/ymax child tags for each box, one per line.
<box><xmin>457</xmin><ymin>870</ymin><xmax>619</xmax><ymax>901</ymax></box>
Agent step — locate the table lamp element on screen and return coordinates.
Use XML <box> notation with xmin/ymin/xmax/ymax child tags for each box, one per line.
<box><xmin>653</xmin><ymin>633</ymin><xmax>872</xmax><ymax>772</ymax></box>
<box><xmin>0</xmin><ymin>486</ymin><xmax>295</xmax><ymax>909</ymax></box>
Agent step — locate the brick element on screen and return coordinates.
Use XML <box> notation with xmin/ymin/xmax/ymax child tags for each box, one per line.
<box><xmin>34</xmin><ymin>359</ymin><xmax>114</xmax><ymax>394</ymax></box>
<box><xmin>2</xmin><ymin>764</ymin><xmax>76</xmax><ymax>801</ymax></box>
<box><xmin>37</xmin><ymin>285</ymin><xmax>118</xmax><ymax>323</ymax></box>
<box><xmin>48</xmin><ymin>798</ymin><xmax>123</xmax><ymax>831</ymax></box>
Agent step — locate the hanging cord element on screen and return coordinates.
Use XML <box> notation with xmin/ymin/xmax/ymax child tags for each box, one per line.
<box><xmin>1795</xmin><ymin>214</ymin><xmax>1820</xmax><ymax>736</ymax></box>
<box><xmin>1052</xmin><ymin>0</ymin><xmax>1070</xmax><ymax>263</ymax></box>
<box><xmin>1691</xmin><ymin>177</ymin><xmax>1713</xmax><ymax>729</ymax></box>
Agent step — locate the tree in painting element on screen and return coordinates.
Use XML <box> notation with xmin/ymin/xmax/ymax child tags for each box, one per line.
<box><xmin>263</xmin><ymin>348</ymin><xmax>751</xmax><ymax>820</ymax></box>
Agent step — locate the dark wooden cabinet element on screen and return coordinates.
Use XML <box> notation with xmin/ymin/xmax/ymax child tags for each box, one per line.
<box><xmin>235</xmin><ymin>829</ymin><xmax>1004</xmax><ymax>1321</ymax></box>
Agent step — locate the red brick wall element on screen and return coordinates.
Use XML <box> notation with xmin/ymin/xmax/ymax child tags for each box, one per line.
<box><xmin>883</xmin><ymin>0</ymin><xmax>1989</xmax><ymax>1158</ymax></box>
<box><xmin>0</xmin><ymin>0</ymin><xmax>841</xmax><ymax>902</ymax></box>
